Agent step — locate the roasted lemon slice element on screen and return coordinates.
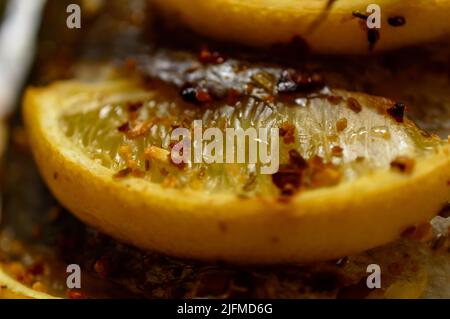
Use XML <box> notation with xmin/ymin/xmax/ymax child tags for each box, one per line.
<box><xmin>154</xmin><ymin>0</ymin><xmax>450</xmax><ymax>53</ymax></box>
<box><xmin>23</xmin><ymin>79</ymin><xmax>450</xmax><ymax>264</ymax></box>
<box><xmin>0</xmin><ymin>267</ymin><xmax>57</xmax><ymax>299</ymax></box>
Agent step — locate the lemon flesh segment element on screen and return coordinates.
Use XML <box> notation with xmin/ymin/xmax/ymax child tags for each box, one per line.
<box><xmin>23</xmin><ymin>79</ymin><xmax>450</xmax><ymax>264</ymax></box>
<box><xmin>154</xmin><ymin>0</ymin><xmax>450</xmax><ymax>54</ymax></box>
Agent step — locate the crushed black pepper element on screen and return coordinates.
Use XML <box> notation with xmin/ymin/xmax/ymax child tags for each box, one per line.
<box><xmin>387</xmin><ymin>102</ymin><xmax>406</xmax><ymax>123</ymax></box>
<box><xmin>388</xmin><ymin>16</ymin><xmax>406</xmax><ymax>27</ymax></box>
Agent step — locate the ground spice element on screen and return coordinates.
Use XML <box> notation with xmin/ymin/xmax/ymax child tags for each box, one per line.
<box><xmin>390</xmin><ymin>156</ymin><xmax>415</xmax><ymax>174</ymax></box>
<box><xmin>346</xmin><ymin>97</ymin><xmax>362</xmax><ymax>113</ymax></box>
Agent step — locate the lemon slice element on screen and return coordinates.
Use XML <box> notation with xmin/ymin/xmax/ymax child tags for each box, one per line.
<box><xmin>23</xmin><ymin>79</ymin><xmax>450</xmax><ymax>264</ymax></box>
<box><xmin>0</xmin><ymin>267</ymin><xmax>58</xmax><ymax>299</ymax></box>
<box><xmin>154</xmin><ymin>0</ymin><xmax>450</xmax><ymax>54</ymax></box>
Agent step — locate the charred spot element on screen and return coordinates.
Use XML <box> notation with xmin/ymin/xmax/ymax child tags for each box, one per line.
<box><xmin>277</xmin><ymin>69</ymin><xmax>325</xmax><ymax>95</ymax></box>
<box><xmin>387</xmin><ymin>102</ymin><xmax>405</xmax><ymax>123</ymax></box>
<box><xmin>388</xmin><ymin>16</ymin><xmax>406</xmax><ymax>27</ymax></box>
<box><xmin>53</xmin><ymin>172</ymin><xmax>59</xmax><ymax>180</ymax></box>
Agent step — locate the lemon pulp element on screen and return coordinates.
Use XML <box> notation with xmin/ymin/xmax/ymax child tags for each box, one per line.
<box><xmin>60</xmin><ymin>81</ymin><xmax>441</xmax><ymax>195</ymax></box>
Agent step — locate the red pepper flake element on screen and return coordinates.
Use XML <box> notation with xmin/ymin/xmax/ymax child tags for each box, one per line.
<box><xmin>127</xmin><ymin>101</ymin><xmax>143</xmax><ymax>112</ymax></box>
<box><xmin>145</xmin><ymin>159</ymin><xmax>151</xmax><ymax>171</ymax></box>
<box><xmin>277</xmin><ymin>69</ymin><xmax>325</xmax><ymax>94</ymax></box>
<box><xmin>180</xmin><ymin>85</ymin><xmax>213</xmax><ymax>105</ymax></box>
<box><xmin>279</xmin><ymin>122</ymin><xmax>296</xmax><ymax>144</ymax></box>
<box><xmin>199</xmin><ymin>46</ymin><xmax>226</xmax><ymax>64</ymax></box>
<box><xmin>387</xmin><ymin>102</ymin><xmax>405</xmax><ymax>123</ymax></box>
<box><xmin>113</xmin><ymin>167</ymin><xmax>133</xmax><ymax>179</ymax></box>
<box><xmin>118</xmin><ymin>122</ymin><xmax>130</xmax><ymax>133</ymax></box>
<box><xmin>331</xmin><ymin>146</ymin><xmax>344</xmax><ymax>157</ymax></box>
<box><xmin>226</xmin><ymin>89</ymin><xmax>240</xmax><ymax>106</ymax></box>
<box><xmin>388</xmin><ymin>16</ymin><xmax>406</xmax><ymax>27</ymax></box>
<box><xmin>346</xmin><ymin>97</ymin><xmax>362</xmax><ymax>113</ymax></box>
<box><xmin>94</xmin><ymin>256</ymin><xmax>115</xmax><ymax>277</ymax></box>
<box><xmin>390</xmin><ymin>156</ymin><xmax>415</xmax><ymax>174</ymax></box>
<box><xmin>272</xmin><ymin>165</ymin><xmax>302</xmax><ymax>196</ymax></box>
<box><xmin>68</xmin><ymin>290</ymin><xmax>86</xmax><ymax>299</ymax></box>
<box><xmin>336</xmin><ymin>118</ymin><xmax>348</xmax><ymax>132</ymax></box>
<box><xmin>263</xmin><ymin>95</ymin><xmax>275</xmax><ymax>103</ymax></box>
<box><xmin>289</xmin><ymin>149</ymin><xmax>308</xmax><ymax>169</ymax></box>
<box><xmin>196</xmin><ymin>90</ymin><xmax>213</xmax><ymax>103</ymax></box>
<box><xmin>169</xmin><ymin>148</ymin><xmax>187</xmax><ymax>170</ymax></box>
<box><xmin>327</xmin><ymin>95</ymin><xmax>343</xmax><ymax>105</ymax></box>
<box><xmin>27</xmin><ymin>262</ymin><xmax>45</xmax><ymax>276</ymax></box>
